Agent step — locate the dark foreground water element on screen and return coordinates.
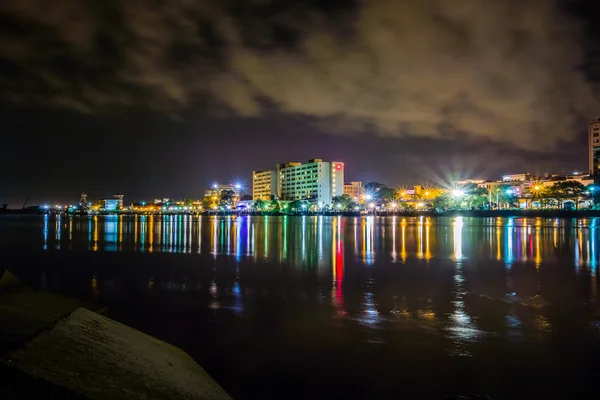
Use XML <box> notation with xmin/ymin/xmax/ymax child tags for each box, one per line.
<box><xmin>2</xmin><ymin>214</ymin><xmax>600</xmax><ymax>399</ymax></box>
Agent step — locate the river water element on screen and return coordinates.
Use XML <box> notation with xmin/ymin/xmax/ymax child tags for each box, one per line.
<box><xmin>2</xmin><ymin>214</ymin><xmax>600</xmax><ymax>399</ymax></box>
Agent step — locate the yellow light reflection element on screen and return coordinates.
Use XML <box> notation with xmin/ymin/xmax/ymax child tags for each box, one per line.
<box><xmin>91</xmin><ymin>273</ymin><xmax>98</xmax><ymax>300</ymax></box>
<box><xmin>425</xmin><ymin>221</ymin><xmax>431</xmax><ymax>261</ymax></box>
<box><xmin>496</xmin><ymin>226</ymin><xmax>501</xmax><ymax>261</ymax></box>
<box><xmin>401</xmin><ymin>219</ymin><xmax>407</xmax><ymax>262</ymax></box>
<box><xmin>417</xmin><ymin>216</ymin><xmax>424</xmax><ymax>259</ymax></box>
<box><xmin>93</xmin><ymin>216</ymin><xmax>98</xmax><ymax>251</ymax></box>
<box><xmin>535</xmin><ymin>227</ymin><xmax>541</xmax><ymax>268</ymax></box>
<box><xmin>134</xmin><ymin>215</ymin><xmax>138</xmax><ymax>246</ymax></box>
<box><xmin>148</xmin><ymin>215</ymin><xmax>154</xmax><ymax>253</ymax></box>
<box><xmin>118</xmin><ymin>216</ymin><xmax>123</xmax><ymax>251</ymax></box>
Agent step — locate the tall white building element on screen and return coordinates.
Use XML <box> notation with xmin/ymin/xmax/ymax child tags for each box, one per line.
<box><xmin>276</xmin><ymin>158</ymin><xmax>344</xmax><ymax>204</ymax></box>
<box><xmin>252</xmin><ymin>170</ymin><xmax>277</xmax><ymax>200</ymax></box>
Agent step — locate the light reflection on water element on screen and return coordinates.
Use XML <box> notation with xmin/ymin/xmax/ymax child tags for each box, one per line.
<box><xmin>35</xmin><ymin>217</ymin><xmax>600</xmax><ymax>334</ymax></box>
<box><xmin>38</xmin><ymin>216</ymin><xmax>600</xmax><ymax>268</ymax></box>
<box><xmin>5</xmin><ymin>214</ymin><xmax>600</xmax><ymax>397</ymax></box>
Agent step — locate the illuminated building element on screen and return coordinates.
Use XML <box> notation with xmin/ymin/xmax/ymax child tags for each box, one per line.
<box><xmin>204</xmin><ymin>184</ymin><xmax>241</xmax><ymax>207</ymax></box>
<box><xmin>204</xmin><ymin>184</ymin><xmax>241</xmax><ymax>199</ymax></box>
<box><xmin>456</xmin><ymin>179</ymin><xmax>486</xmax><ymax>186</ymax></box>
<box><xmin>101</xmin><ymin>194</ymin><xmax>123</xmax><ymax>211</ymax></box>
<box><xmin>589</xmin><ymin>118</ymin><xmax>600</xmax><ymax>176</ymax></box>
<box><xmin>343</xmin><ymin>181</ymin><xmax>363</xmax><ymax>198</ymax></box>
<box><xmin>252</xmin><ymin>170</ymin><xmax>277</xmax><ymax>200</ymax></box>
<box><xmin>502</xmin><ymin>173</ymin><xmax>530</xmax><ymax>182</ymax></box>
<box><xmin>276</xmin><ymin>159</ymin><xmax>344</xmax><ymax>204</ymax></box>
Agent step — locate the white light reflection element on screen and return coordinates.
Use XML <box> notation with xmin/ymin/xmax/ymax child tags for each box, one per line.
<box><xmin>358</xmin><ymin>290</ymin><xmax>381</xmax><ymax>327</ymax></box>
<box><xmin>208</xmin><ymin>280</ymin><xmax>220</xmax><ymax>310</ymax></box>
<box><xmin>55</xmin><ymin>215</ymin><xmax>61</xmax><ymax>250</ymax></box>
<box><xmin>446</xmin><ymin>216</ymin><xmax>481</xmax><ymax>355</ymax></box>
<box><xmin>43</xmin><ymin>214</ymin><xmax>48</xmax><ymax>250</ymax></box>
<box><xmin>452</xmin><ymin>217</ymin><xmax>463</xmax><ymax>261</ymax></box>
<box><xmin>505</xmin><ymin>218</ymin><xmax>514</xmax><ymax>268</ymax></box>
<box><xmin>391</xmin><ymin>216</ymin><xmax>397</xmax><ymax>262</ymax></box>
<box><xmin>364</xmin><ymin>216</ymin><xmax>374</xmax><ymax>266</ymax></box>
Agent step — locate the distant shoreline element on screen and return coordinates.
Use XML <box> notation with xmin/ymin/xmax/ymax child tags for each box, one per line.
<box><xmin>3</xmin><ymin>209</ymin><xmax>600</xmax><ymax>218</ymax></box>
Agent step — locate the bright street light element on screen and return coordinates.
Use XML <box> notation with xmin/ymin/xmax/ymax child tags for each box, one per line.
<box><xmin>369</xmin><ymin>203</ymin><xmax>375</xmax><ymax>209</ymax></box>
<box><xmin>390</xmin><ymin>202</ymin><xmax>397</xmax><ymax>208</ymax></box>
<box><xmin>451</xmin><ymin>189</ymin><xmax>464</xmax><ymax>197</ymax></box>
<box><xmin>366</xmin><ymin>194</ymin><xmax>372</xmax><ymax>200</ymax></box>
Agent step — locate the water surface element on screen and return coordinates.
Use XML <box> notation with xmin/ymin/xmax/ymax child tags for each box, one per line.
<box><xmin>2</xmin><ymin>215</ymin><xmax>600</xmax><ymax>399</ymax></box>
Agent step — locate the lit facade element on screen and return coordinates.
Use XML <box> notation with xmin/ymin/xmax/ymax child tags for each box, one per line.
<box><xmin>204</xmin><ymin>184</ymin><xmax>241</xmax><ymax>206</ymax></box>
<box><xmin>102</xmin><ymin>194</ymin><xmax>124</xmax><ymax>211</ymax></box>
<box><xmin>343</xmin><ymin>181</ymin><xmax>362</xmax><ymax>198</ymax></box>
<box><xmin>502</xmin><ymin>173</ymin><xmax>530</xmax><ymax>182</ymax></box>
<box><xmin>589</xmin><ymin>118</ymin><xmax>600</xmax><ymax>176</ymax></box>
<box><xmin>252</xmin><ymin>170</ymin><xmax>277</xmax><ymax>200</ymax></box>
<box><xmin>276</xmin><ymin>159</ymin><xmax>344</xmax><ymax>204</ymax></box>
<box><xmin>204</xmin><ymin>184</ymin><xmax>240</xmax><ymax>199</ymax></box>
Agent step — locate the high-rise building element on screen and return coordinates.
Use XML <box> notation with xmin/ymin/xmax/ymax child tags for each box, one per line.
<box><xmin>252</xmin><ymin>170</ymin><xmax>277</xmax><ymax>200</ymax></box>
<box><xmin>276</xmin><ymin>159</ymin><xmax>344</xmax><ymax>204</ymax></box>
<box><xmin>343</xmin><ymin>181</ymin><xmax>363</xmax><ymax>198</ymax></box>
<box><xmin>589</xmin><ymin>118</ymin><xmax>600</xmax><ymax>176</ymax></box>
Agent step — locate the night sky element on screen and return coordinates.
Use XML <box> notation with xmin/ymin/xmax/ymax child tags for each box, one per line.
<box><xmin>1</xmin><ymin>0</ymin><xmax>600</xmax><ymax>206</ymax></box>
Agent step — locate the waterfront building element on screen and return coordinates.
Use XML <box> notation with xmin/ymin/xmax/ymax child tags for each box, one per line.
<box><xmin>252</xmin><ymin>170</ymin><xmax>277</xmax><ymax>200</ymax></box>
<box><xmin>456</xmin><ymin>179</ymin><xmax>486</xmax><ymax>186</ymax></box>
<box><xmin>204</xmin><ymin>184</ymin><xmax>241</xmax><ymax>205</ymax></box>
<box><xmin>502</xmin><ymin>173</ymin><xmax>530</xmax><ymax>182</ymax></box>
<box><xmin>343</xmin><ymin>181</ymin><xmax>363</xmax><ymax>198</ymax></box>
<box><xmin>101</xmin><ymin>194</ymin><xmax>124</xmax><ymax>211</ymax></box>
<box><xmin>276</xmin><ymin>159</ymin><xmax>344</xmax><ymax>204</ymax></box>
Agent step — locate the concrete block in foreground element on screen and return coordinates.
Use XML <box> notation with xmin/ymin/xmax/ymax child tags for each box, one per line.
<box><xmin>1</xmin><ymin>307</ymin><xmax>231</xmax><ymax>400</ymax></box>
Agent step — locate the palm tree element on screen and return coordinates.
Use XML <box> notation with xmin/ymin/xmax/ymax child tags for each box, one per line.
<box><xmin>547</xmin><ymin>181</ymin><xmax>585</xmax><ymax>209</ymax></box>
<box><xmin>289</xmin><ymin>200</ymin><xmax>303</xmax><ymax>213</ymax></box>
<box><xmin>268</xmin><ymin>199</ymin><xmax>280</xmax><ymax>213</ymax></box>
<box><xmin>253</xmin><ymin>199</ymin><xmax>265</xmax><ymax>211</ymax></box>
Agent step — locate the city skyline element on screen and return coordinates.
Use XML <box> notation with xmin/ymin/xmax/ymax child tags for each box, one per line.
<box><xmin>1</xmin><ymin>0</ymin><xmax>599</xmax><ymax>206</ymax></box>
<box><xmin>7</xmin><ymin>165</ymin><xmax>595</xmax><ymax>210</ymax></box>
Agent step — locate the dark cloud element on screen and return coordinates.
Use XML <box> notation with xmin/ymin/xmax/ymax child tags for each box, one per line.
<box><xmin>0</xmin><ymin>0</ymin><xmax>596</xmax><ymax>149</ymax></box>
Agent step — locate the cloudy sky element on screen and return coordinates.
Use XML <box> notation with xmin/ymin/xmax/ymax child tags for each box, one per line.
<box><xmin>0</xmin><ymin>0</ymin><xmax>598</xmax><ymax>205</ymax></box>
